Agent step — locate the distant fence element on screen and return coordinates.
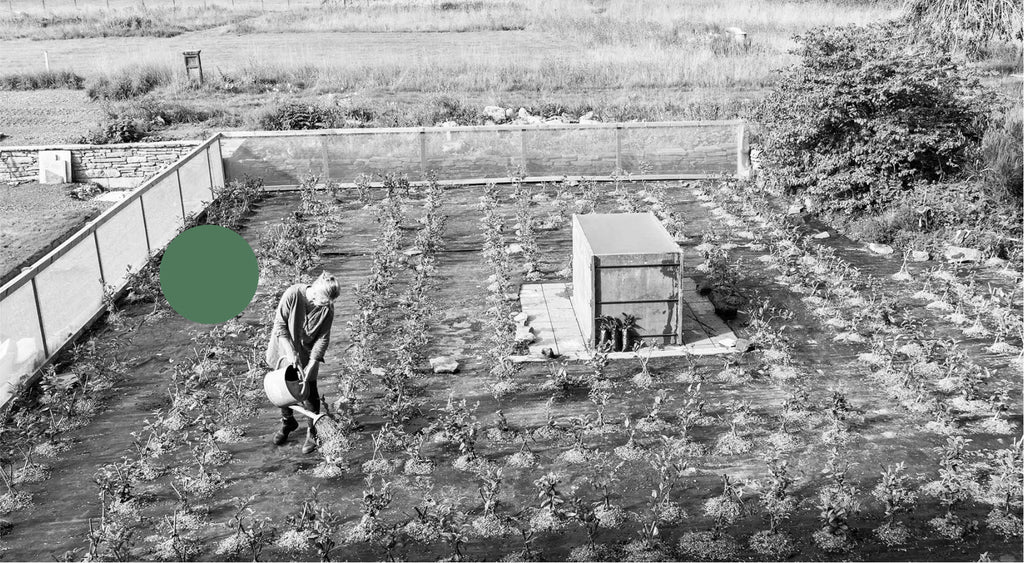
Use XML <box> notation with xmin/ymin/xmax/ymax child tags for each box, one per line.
<box><xmin>0</xmin><ymin>120</ymin><xmax>748</xmax><ymax>407</ymax></box>
<box><xmin>221</xmin><ymin>120</ymin><xmax>748</xmax><ymax>188</ymax></box>
<box><xmin>0</xmin><ymin>135</ymin><xmax>224</xmax><ymax>406</ymax></box>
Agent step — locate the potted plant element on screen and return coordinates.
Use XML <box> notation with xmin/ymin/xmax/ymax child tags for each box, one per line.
<box><xmin>620</xmin><ymin>314</ymin><xmax>638</xmax><ymax>352</ymax></box>
<box><xmin>596</xmin><ymin>316</ymin><xmax>618</xmax><ymax>351</ymax></box>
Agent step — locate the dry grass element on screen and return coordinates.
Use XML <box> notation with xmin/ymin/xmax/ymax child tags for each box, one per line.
<box><xmin>0</xmin><ymin>5</ymin><xmax>256</xmax><ymax>39</ymax></box>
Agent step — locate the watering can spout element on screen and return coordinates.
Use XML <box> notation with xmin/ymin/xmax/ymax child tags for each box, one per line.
<box><xmin>289</xmin><ymin>404</ymin><xmax>326</xmax><ymax>426</ymax></box>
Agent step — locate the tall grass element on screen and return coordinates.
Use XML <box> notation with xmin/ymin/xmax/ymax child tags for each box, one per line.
<box><xmin>0</xmin><ymin>70</ymin><xmax>83</xmax><ymax>90</ymax></box>
<box><xmin>226</xmin><ymin>0</ymin><xmax>899</xmax><ymax>41</ymax></box>
<box><xmin>86</xmin><ymin>64</ymin><xmax>174</xmax><ymax>100</ymax></box>
<box><xmin>0</xmin><ymin>5</ymin><xmax>256</xmax><ymax>40</ymax></box>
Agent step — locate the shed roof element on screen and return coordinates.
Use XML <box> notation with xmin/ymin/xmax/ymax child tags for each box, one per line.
<box><xmin>575</xmin><ymin>212</ymin><xmax>680</xmax><ymax>256</ymax></box>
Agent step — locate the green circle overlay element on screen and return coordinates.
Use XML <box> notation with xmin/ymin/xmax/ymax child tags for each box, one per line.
<box><xmin>160</xmin><ymin>225</ymin><xmax>258</xmax><ymax>324</ymax></box>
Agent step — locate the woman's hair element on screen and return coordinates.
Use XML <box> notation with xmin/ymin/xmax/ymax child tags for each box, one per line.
<box><xmin>311</xmin><ymin>271</ymin><xmax>341</xmax><ymax>302</ymax></box>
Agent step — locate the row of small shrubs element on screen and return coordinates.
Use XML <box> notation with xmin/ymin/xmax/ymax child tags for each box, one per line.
<box><xmin>0</xmin><ymin>70</ymin><xmax>84</xmax><ymax>90</ymax></box>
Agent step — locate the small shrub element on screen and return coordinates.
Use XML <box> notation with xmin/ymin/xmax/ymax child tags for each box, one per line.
<box><xmin>257</xmin><ymin>102</ymin><xmax>338</xmax><ymax>130</ymax></box>
<box><xmin>78</xmin><ymin>118</ymin><xmax>148</xmax><ymax>144</ymax></box>
<box><xmin>86</xmin><ymin>65</ymin><xmax>172</xmax><ymax>100</ymax></box>
<box><xmin>0</xmin><ymin>70</ymin><xmax>84</xmax><ymax>90</ymax></box>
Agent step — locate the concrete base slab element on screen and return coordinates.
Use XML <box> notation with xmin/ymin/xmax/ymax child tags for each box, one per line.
<box><xmin>512</xmin><ymin>281</ymin><xmax>738</xmax><ymax>362</ymax></box>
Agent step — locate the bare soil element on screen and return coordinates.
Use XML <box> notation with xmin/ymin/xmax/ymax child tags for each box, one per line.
<box><xmin>0</xmin><ymin>89</ymin><xmax>104</xmax><ymax>146</ymax></box>
<box><xmin>0</xmin><ymin>183</ymin><xmax>1020</xmax><ymax>561</ymax></box>
<box><xmin>0</xmin><ymin>181</ymin><xmax>113</xmax><ymax>285</ymax></box>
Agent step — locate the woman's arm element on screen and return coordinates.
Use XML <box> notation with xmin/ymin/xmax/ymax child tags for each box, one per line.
<box><xmin>308</xmin><ymin>311</ymin><xmax>333</xmax><ymax>366</ymax></box>
<box><xmin>272</xmin><ymin>286</ymin><xmax>302</xmax><ymax>364</ymax></box>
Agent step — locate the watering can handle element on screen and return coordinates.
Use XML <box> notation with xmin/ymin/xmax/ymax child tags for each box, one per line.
<box><xmin>276</xmin><ymin>355</ymin><xmax>307</xmax><ymax>383</ymax></box>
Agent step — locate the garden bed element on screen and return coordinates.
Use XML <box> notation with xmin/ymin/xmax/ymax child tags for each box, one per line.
<box><xmin>0</xmin><ymin>178</ymin><xmax>1020</xmax><ymax>562</ymax></box>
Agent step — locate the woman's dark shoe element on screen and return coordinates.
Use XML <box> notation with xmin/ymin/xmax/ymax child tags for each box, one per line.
<box><xmin>273</xmin><ymin>416</ymin><xmax>299</xmax><ymax>445</ymax></box>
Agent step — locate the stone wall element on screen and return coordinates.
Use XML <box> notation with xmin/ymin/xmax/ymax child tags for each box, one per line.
<box><xmin>0</xmin><ymin>141</ymin><xmax>201</xmax><ymax>189</ymax></box>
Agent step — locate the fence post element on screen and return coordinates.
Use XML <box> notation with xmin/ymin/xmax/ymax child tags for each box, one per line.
<box><xmin>93</xmin><ymin>231</ymin><xmax>106</xmax><ymax>287</ymax></box>
<box><xmin>736</xmin><ymin>122</ymin><xmax>750</xmax><ymax>178</ymax></box>
<box><xmin>205</xmin><ymin>147</ymin><xmax>217</xmax><ymax>199</ymax></box>
<box><xmin>30</xmin><ymin>278</ymin><xmax>49</xmax><ymax>357</ymax></box>
<box><xmin>519</xmin><ymin>128</ymin><xmax>528</xmax><ymax>176</ymax></box>
<box><xmin>139</xmin><ymin>196</ymin><xmax>152</xmax><ymax>253</ymax></box>
<box><xmin>418</xmin><ymin>129</ymin><xmax>427</xmax><ymax>180</ymax></box>
<box><xmin>321</xmin><ymin>136</ymin><xmax>330</xmax><ymax>182</ymax></box>
<box><xmin>175</xmin><ymin>169</ymin><xmax>187</xmax><ymax>223</ymax></box>
<box><xmin>615</xmin><ymin>125</ymin><xmax>623</xmax><ymax>173</ymax></box>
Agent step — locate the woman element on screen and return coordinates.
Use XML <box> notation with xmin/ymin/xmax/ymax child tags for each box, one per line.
<box><xmin>266</xmin><ymin>271</ymin><xmax>340</xmax><ymax>454</ymax></box>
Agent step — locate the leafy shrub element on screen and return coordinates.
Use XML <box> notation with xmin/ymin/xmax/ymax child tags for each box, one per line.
<box><xmin>78</xmin><ymin>118</ymin><xmax>147</xmax><ymax>144</ymax></box>
<box><xmin>257</xmin><ymin>102</ymin><xmax>338</xmax><ymax>130</ymax></box>
<box><xmin>982</xmin><ymin>109</ymin><xmax>1023</xmax><ymax>201</ymax></box>
<box><xmin>755</xmin><ymin>23</ymin><xmax>995</xmax><ymax>215</ymax></box>
<box><xmin>0</xmin><ymin>70</ymin><xmax>84</xmax><ymax>90</ymax></box>
<box><xmin>86</xmin><ymin>65</ymin><xmax>172</xmax><ymax>100</ymax></box>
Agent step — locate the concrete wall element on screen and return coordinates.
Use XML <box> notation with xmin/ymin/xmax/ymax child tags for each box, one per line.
<box><xmin>0</xmin><ymin>141</ymin><xmax>201</xmax><ymax>189</ymax></box>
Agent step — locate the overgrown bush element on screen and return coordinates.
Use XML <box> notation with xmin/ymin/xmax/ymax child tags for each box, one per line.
<box><xmin>0</xmin><ymin>70</ymin><xmax>84</xmax><ymax>90</ymax></box>
<box><xmin>755</xmin><ymin>23</ymin><xmax>995</xmax><ymax>215</ymax></box>
<box><xmin>86</xmin><ymin>65</ymin><xmax>172</xmax><ymax>100</ymax></box>
<box><xmin>982</xmin><ymin>109</ymin><xmax>1024</xmax><ymax>201</ymax></box>
<box><xmin>256</xmin><ymin>102</ymin><xmax>338</xmax><ymax>130</ymax></box>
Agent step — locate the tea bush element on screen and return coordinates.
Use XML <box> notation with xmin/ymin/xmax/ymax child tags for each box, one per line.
<box><xmin>755</xmin><ymin>23</ymin><xmax>995</xmax><ymax>215</ymax></box>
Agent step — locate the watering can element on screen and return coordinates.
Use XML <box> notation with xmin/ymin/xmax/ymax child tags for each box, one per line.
<box><xmin>263</xmin><ymin>358</ymin><xmax>331</xmax><ymax>428</ymax></box>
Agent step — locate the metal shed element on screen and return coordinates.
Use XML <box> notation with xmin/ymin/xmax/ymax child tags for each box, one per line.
<box><xmin>571</xmin><ymin>213</ymin><xmax>684</xmax><ymax>348</ymax></box>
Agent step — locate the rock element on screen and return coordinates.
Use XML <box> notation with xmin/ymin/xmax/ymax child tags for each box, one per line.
<box><xmin>430</xmin><ymin>356</ymin><xmax>459</xmax><ymax>374</ymax></box>
<box><xmin>515</xmin><ymin>107</ymin><xmax>544</xmax><ymax>124</ymax></box>
<box><xmin>733</xmin><ymin>338</ymin><xmax>753</xmax><ymax>352</ymax></box>
<box><xmin>370</xmin><ymin>367</ymin><xmax>386</xmax><ymax>377</ymax></box>
<box><xmin>909</xmin><ymin>250</ymin><xmax>930</xmax><ymax>262</ymax></box>
<box><xmin>811</xmin><ymin>231</ymin><xmax>830</xmax><ymax>239</ymax></box>
<box><xmin>436</xmin><ymin>120</ymin><xmax>458</xmax><ymax>128</ymax></box>
<box><xmin>579</xmin><ymin>111</ymin><xmax>596</xmax><ymax>122</ymax></box>
<box><xmin>505</xmin><ymin>243</ymin><xmax>524</xmax><ymax>255</ymax></box>
<box><xmin>402</xmin><ymin>248</ymin><xmax>423</xmax><ymax>256</ymax></box>
<box><xmin>482</xmin><ymin>105</ymin><xmax>510</xmax><ymax>123</ymax></box>
<box><xmin>985</xmin><ymin>256</ymin><xmax>1008</xmax><ymax>267</ymax></box>
<box><xmin>786</xmin><ymin>203</ymin><xmax>803</xmax><ymax>215</ymax></box>
<box><xmin>867</xmin><ymin>243</ymin><xmax>894</xmax><ymax>255</ymax></box>
<box><xmin>709</xmin><ymin>287</ymin><xmax>747</xmax><ymax>320</ymax></box>
<box><xmin>513</xmin><ymin>311</ymin><xmax>529</xmax><ymax>325</ymax></box>
<box><xmin>515</xmin><ymin>325</ymin><xmax>536</xmax><ymax>344</ymax></box>
<box><xmin>944</xmin><ymin>246</ymin><xmax>983</xmax><ymax>263</ymax></box>
<box><xmin>453</xmin><ymin>320</ymin><xmax>472</xmax><ymax>329</ymax></box>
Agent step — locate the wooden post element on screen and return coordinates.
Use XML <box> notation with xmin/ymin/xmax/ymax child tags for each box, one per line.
<box><xmin>419</xmin><ymin>130</ymin><xmax>427</xmax><ymax>179</ymax></box>
<box><xmin>615</xmin><ymin>125</ymin><xmax>622</xmax><ymax>174</ymax></box>
<box><xmin>40</xmin><ymin>0</ymin><xmax>45</xmax><ymax>11</ymax></box>
<box><xmin>43</xmin><ymin>51</ymin><xmax>49</xmax><ymax>72</ymax></box>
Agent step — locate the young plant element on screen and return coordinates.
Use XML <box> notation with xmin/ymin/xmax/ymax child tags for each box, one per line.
<box><xmin>871</xmin><ymin>462</ymin><xmax>918</xmax><ymax>546</ymax></box>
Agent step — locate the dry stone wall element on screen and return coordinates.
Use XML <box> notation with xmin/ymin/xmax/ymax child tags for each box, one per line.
<box><xmin>0</xmin><ymin>141</ymin><xmax>201</xmax><ymax>189</ymax></box>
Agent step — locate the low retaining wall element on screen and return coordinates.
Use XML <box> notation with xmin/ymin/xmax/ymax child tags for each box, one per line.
<box><xmin>0</xmin><ymin>140</ymin><xmax>201</xmax><ymax>189</ymax></box>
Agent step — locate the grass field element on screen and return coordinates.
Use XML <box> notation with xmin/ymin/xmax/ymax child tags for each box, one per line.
<box><xmin>0</xmin><ymin>0</ymin><xmax>910</xmax><ymax>143</ymax></box>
